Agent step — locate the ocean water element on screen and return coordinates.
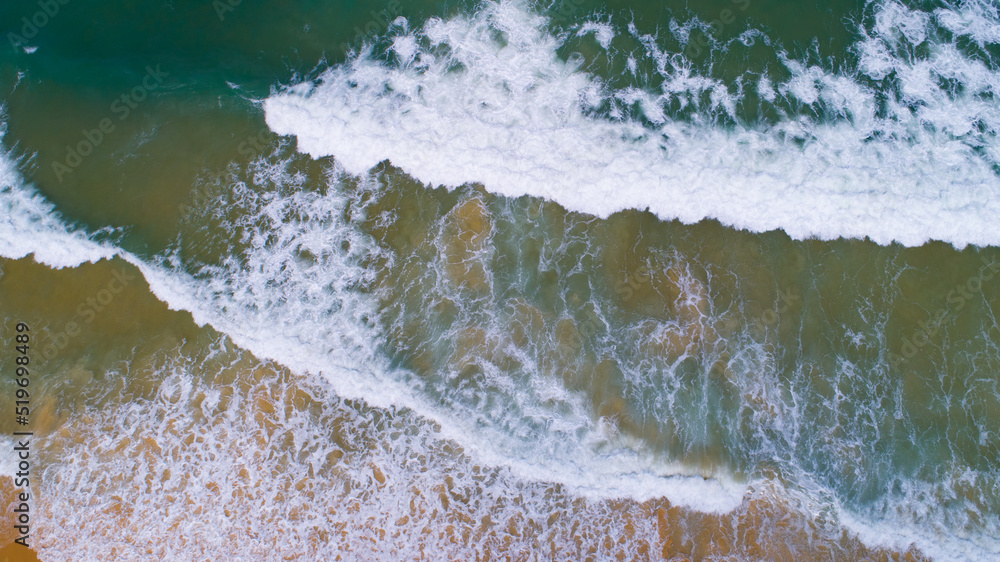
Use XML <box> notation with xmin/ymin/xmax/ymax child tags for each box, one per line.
<box><xmin>0</xmin><ymin>0</ymin><xmax>998</xmax><ymax>560</ymax></box>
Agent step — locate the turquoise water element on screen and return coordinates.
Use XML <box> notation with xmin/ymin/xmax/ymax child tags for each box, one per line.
<box><xmin>1</xmin><ymin>0</ymin><xmax>999</xmax><ymax>559</ymax></box>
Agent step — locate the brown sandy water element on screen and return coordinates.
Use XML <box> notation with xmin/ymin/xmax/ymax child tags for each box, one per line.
<box><xmin>1</xmin><ymin>0</ymin><xmax>999</xmax><ymax>558</ymax></box>
<box><xmin>0</xmin><ymin>255</ymin><xmax>933</xmax><ymax>561</ymax></box>
<box><xmin>8</xmin><ymin>160</ymin><xmax>996</xmax><ymax>559</ymax></box>
<box><xmin>2</xmin><ymin>130</ymin><xmax>998</xmax><ymax>560</ymax></box>
<box><xmin>0</xmin><ymin>47</ymin><xmax>996</xmax><ymax>561</ymax></box>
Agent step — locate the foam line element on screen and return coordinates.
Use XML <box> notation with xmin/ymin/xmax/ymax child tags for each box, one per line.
<box><xmin>264</xmin><ymin>0</ymin><xmax>1000</xmax><ymax>248</ymax></box>
<box><xmin>0</xmin><ymin>139</ymin><xmax>115</xmax><ymax>268</ymax></box>
<box><xmin>0</xmin><ymin>139</ymin><xmax>748</xmax><ymax>514</ymax></box>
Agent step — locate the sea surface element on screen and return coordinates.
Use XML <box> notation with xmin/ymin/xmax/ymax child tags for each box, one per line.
<box><xmin>1</xmin><ymin>0</ymin><xmax>999</xmax><ymax>559</ymax></box>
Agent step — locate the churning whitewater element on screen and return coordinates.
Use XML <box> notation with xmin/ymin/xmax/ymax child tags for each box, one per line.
<box><xmin>3</xmin><ymin>0</ymin><xmax>1000</xmax><ymax>559</ymax></box>
<box><xmin>265</xmin><ymin>0</ymin><xmax>1000</xmax><ymax>248</ymax></box>
<box><xmin>0</xmin><ymin>126</ymin><xmax>747</xmax><ymax>513</ymax></box>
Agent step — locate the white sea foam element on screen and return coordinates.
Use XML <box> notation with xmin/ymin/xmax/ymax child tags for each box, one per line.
<box><xmin>0</xmin><ymin>437</ymin><xmax>16</xmax><ymax>478</ymax></box>
<box><xmin>0</xmin><ymin>138</ymin><xmax>746</xmax><ymax>515</ymax></box>
<box><xmin>264</xmin><ymin>0</ymin><xmax>1000</xmax><ymax>248</ymax></box>
<box><xmin>3</xmin><ymin>0</ymin><xmax>999</xmax><ymax>556</ymax></box>
<box><xmin>0</xmin><ymin>119</ymin><xmax>990</xmax><ymax>559</ymax></box>
<box><xmin>0</xmin><ymin>130</ymin><xmax>115</xmax><ymax>268</ymax></box>
<box><xmin>159</xmin><ymin>171</ymin><xmax>747</xmax><ymax>510</ymax></box>
<box><xmin>31</xmin><ymin>347</ymin><xmax>763</xmax><ymax>560</ymax></box>
<box><xmin>0</xmin><ymin>128</ymin><xmax>977</xmax><ymax>562</ymax></box>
